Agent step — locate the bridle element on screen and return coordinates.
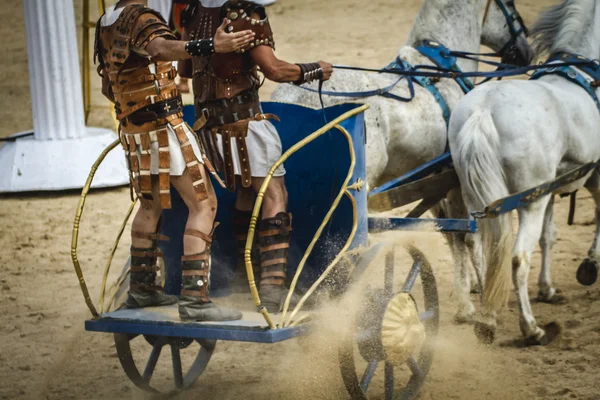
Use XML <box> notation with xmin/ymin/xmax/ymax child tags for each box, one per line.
<box><xmin>483</xmin><ymin>0</ymin><xmax>529</xmax><ymax>57</ymax></box>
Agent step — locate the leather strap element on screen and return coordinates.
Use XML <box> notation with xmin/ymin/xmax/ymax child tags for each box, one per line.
<box><xmin>184</xmin><ymin>229</ymin><xmax>213</xmax><ymax>243</ymax></box>
<box><xmin>259</xmin><ymin>243</ymin><xmax>289</xmax><ymax>253</ymax></box>
<box><xmin>261</xmin><ymin>258</ymin><xmax>287</xmax><ymax>268</ymax></box>
<box><xmin>259</xmin><ymin>228</ymin><xmax>292</xmax><ymax>237</ymax></box>
<box><xmin>182</xmin><ymin>253</ymin><xmax>210</xmax><ymax>262</ymax></box>
<box><xmin>261</xmin><ymin>270</ymin><xmax>286</xmax><ymax>278</ymax></box>
<box><xmin>182</xmin><ymin>269</ymin><xmax>209</xmax><ymax>277</ymax></box>
<box><xmin>181</xmin><ymin>289</ymin><xmax>206</xmax><ymax>297</ymax></box>
<box><xmin>130</xmin><ymin>249</ymin><xmax>160</xmax><ymax>258</ymax></box>
<box><xmin>260</xmin><ymin>277</ymin><xmax>285</xmax><ymax>286</ymax></box>
<box><xmin>127</xmin><ymin>67</ymin><xmax>178</xmax><ymax>86</ymax></box>
<box><xmin>132</xmin><ymin>231</ymin><xmax>170</xmax><ymax>241</ymax></box>
<box><xmin>130</xmin><ymin>265</ymin><xmax>159</xmax><ymax>273</ymax></box>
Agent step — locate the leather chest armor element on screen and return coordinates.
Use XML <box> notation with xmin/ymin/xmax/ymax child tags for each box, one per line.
<box><xmin>184</xmin><ymin>0</ymin><xmax>278</xmax><ymax>191</ymax></box>
<box><xmin>95</xmin><ymin>5</ymin><xmax>181</xmax><ymax>126</ymax></box>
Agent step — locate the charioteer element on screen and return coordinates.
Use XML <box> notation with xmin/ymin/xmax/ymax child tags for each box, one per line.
<box><xmin>179</xmin><ymin>0</ymin><xmax>333</xmax><ymax>312</ymax></box>
<box><xmin>95</xmin><ymin>0</ymin><xmax>256</xmax><ymax>321</ymax></box>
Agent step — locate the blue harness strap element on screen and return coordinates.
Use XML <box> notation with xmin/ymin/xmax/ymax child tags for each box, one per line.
<box><xmin>414</xmin><ymin>40</ymin><xmax>475</xmax><ymax>94</ymax></box>
<box><xmin>531</xmin><ymin>53</ymin><xmax>600</xmax><ymax>112</ymax></box>
<box><xmin>386</xmin><ymin>57</ymin><xmax>451</xmax><ymax>127</ymax></box>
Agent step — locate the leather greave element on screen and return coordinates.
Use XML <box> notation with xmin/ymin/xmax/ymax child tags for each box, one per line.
<box><xmin>258</xmin><ymin>212</ymin><xmax>292</xmax><ymax>287</ymax></box>
<box><xmin>181</xmin><ymin>257</ymin><xmax>210</xmax><ymax>302</ymax></box>
<box><xmin>130</xmin><ymin>245</ymin><xmax>161</xmax><ymax>292</ymax></box>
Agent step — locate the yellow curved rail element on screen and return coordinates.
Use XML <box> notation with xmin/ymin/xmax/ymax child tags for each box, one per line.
<box><xmin>99</xmin><ymin>199</ymin><xmax>137</xmax><ymax>313</ymax></box>
<box><xmin>244</xmin><ymin>104</ymin><xmax>369</xmax><ymax>329</ymax></box>
<box><xmin>71</xmin><ymin>139</ymin><xmax>121</xmax><ymax>318</ymax></box>
<box><xmin>280</xmin><ymin>125</ymin><xmax>357</xmax><ymax>326</ymax></box>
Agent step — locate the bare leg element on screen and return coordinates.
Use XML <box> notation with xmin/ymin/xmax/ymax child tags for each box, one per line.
<box><xmin>235</xmin><ymin>183</ymin><xmax>256</xmax><ymax>212</ymax></box>
<box><xmin>171</xmin><ymin>167</ymin><xmax>217</xmax><ymax>255</ymax></box>
<box><xmin>131</xmin><ymin>176</ymin><xmax>162</xmax><ymax>248</ymax></box>
<box><xmin>251</xmin><ymin>176</ymin><xmax>288</xmax><ymax>218</ymax></box>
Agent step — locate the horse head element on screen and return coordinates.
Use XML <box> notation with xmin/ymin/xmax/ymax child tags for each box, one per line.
<box><xmin>481</xmin><ymin>0</ymin><xmax>533</xmax><ymax>66</ymax></box>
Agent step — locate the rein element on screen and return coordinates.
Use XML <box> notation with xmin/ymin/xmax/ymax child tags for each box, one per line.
<box><xmin>329</xmin><ymin>59</ymin><xmax>597</xmax><ymax>82</ymax></box>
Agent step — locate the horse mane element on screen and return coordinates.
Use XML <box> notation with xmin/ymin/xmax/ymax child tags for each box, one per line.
<box><xmin>530</xmin><ymin>0</ymin><xmax>597</xmax><ymax>56</ymax></box>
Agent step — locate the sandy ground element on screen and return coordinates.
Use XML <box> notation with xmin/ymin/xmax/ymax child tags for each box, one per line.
<box><xmin>1</xmin><ymin>0</ymin><xmax>600</xmax><ymax>399</ymax></box>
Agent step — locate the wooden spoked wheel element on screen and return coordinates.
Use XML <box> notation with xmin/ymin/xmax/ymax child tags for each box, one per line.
<box><xmin>114</xmin><ymin>333</ymin><xmax>215</xmax><ymax>394</ymax></box>
<box><xmin>339</xmin><ymin>245</ymin><xmax>440</xmax><ymax>400</ymax></box>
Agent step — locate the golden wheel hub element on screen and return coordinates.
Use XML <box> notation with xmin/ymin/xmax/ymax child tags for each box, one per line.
<box><xmin>381</xmin><ymin>293</ymin><xmax>426</xmax><ymax>366</ymax></box>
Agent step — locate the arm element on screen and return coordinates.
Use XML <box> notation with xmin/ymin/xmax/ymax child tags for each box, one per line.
<box><xmin>101</xmin><ymin>68</ymin><xmax>115</xmax><ymax>102</ymax></box>
<box><xmin>145</xmin><ymin>19</ymin><xmax>255</xmax><ymax>62</ymax></box>
<box><xmin>178</xmin><ymin>29</ymin><xmax>193</xmax><ymax>78</ymax></box>
<box><xmin>250</xmin><ymin>45</ymin><xmax>333</xmax><ymax>84</ymax></box>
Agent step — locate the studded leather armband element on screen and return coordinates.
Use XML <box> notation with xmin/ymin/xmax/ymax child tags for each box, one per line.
<box><xmin>294</xmin><ymin>63</ymin><xmax>324</xmax><ymax>85</ymax></box>
<box><xmin>185</xmin><ymin>39</ymin><xmax>215</xmax><ymax>57</ymax></box>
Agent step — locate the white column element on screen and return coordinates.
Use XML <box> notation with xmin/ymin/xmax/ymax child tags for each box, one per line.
<box><xmin>23</xmin><ymin>0</ymin><xmax>86</xmax><ymax>140</ymax></box>
<box><xmin>148</xmin><ymin>0</ymin><xmax>172</xmax><ymax>21</ymax></box>
<box><xmin>0</xmin><ymin>0</ymin><xmax>128</xmax><ymax>192</ymax></box>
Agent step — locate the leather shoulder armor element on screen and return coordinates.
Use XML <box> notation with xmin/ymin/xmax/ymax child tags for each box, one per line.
<box><xmin>131</xmin><ymin>8</ymin><xmax>177</xmax><ymax>50</ymax></box>
<box><xmin>223</xmin><ymin>1</ymin><xmax>275</xmax><ymax>52</ymax></box>
<box><xmin>95</xmin><ymin>5</ymin><xmax>146</xmax><ymax>75</ymax></box>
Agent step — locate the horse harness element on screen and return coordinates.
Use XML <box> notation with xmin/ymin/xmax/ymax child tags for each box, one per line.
<box><xmin>386</xmin><ymin>40</ymin><xmax>475</xmax><ymax>127</ymax></box>
<box><xmin>531</xmin><ymin>53</ymin><xmax>600</xmax><ymax>113</ymax></box>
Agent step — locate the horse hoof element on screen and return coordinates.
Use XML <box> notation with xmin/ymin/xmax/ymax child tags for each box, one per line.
<box><xmin>470</xmin><ymin>284</ymin><xmax>482</xmax><ymax>294</ymax></box>
<box><xmin>576</xmin><ymin>258</ymin><xmax>598</xmax><ymax>286</ymax></box>
<box><xmin>454</xmin><ymin>312</ymin><xmax>475</xmax><ymax>325</ymax></box>
<box><xmin>474</xmin><ymin>322</ymin><xmax>495</xmax><ymax>344</ymax></box>
<box><xmin>524</xmin><ymin>322</ymin><xmax>561</xmax><ymax>346</ymax></box>
<box><xmin>537</xmin><ymin>290</ymin><xmax>568</xmax><ymax>305</ymax></box>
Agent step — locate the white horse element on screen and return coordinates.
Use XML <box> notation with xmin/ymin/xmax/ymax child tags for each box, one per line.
<box><xmin>449</xmin><ymin>0</ymin><xmax>600</xmax><ymax>345</ymax></box>
<box><xmin>271</xmin><ymin>0</ymin><xmax>532</xmax><ymax>323</ymax></box>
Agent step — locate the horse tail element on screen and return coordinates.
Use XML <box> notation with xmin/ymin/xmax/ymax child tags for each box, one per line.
<box><xmin>452</xmin><ymin>108</ymin><xmax>513</xmax><ymax>315</ymax></box>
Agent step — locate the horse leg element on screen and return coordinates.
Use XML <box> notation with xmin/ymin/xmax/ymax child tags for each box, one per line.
<box><xmin>578</xmin><ymin>184</ymin><xmax>600</xmax><ymax>286</ymax></box>
<box><xmin>438</xmin><ymin>190</ymin><xmax>476</xmax><ymax>324</ymax></box>
<box><xmin>536</xmin><ymin>196</ymin><xmax>565</xmax><ymax>303</ymax></box>
<box><xmin>513</xmin><ymin>195</ymin><xmax>561</xmax><ymax>345</ymax></box>
<box><xmin>466</xmin><ymin>232</ymin><xmax>483</xmax><ymax>294</ymax></box>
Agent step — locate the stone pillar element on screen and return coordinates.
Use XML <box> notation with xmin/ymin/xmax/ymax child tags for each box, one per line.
<box><xmin>22</xmin><ymin>0</ymin><xmax>86</xmax><ymax>140</ymax></box>
<box><xmin>0</xmin><ymin>0</ymin><xmax>128</xmax><ymax>192</ymax></box>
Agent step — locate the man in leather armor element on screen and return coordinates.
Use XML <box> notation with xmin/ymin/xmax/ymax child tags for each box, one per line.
<box><xmin>179</xmin><ymin>0</ymin><xmax>333</xmax><ymax>313</ymax></box>
<box><xmin>95</xmin><ymin>0</ymin><xmax>256</xmax><ymax>321</ymax></box>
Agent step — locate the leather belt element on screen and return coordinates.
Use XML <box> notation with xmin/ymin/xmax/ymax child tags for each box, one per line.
<box><xmin>125</xmin><ymin>96</ymin><xmax>183</xmax><ymax>125</ymax></box>
<box><xmin>195</xmin><ymin>91</ymin><xmax>261</xmax><ymax>129</ymax></box>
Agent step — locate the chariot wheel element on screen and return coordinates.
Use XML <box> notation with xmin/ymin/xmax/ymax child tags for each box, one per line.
<box><xmin>114</xmin><ymin>333</ymin><xmax>215</xmax><ymax>394</ymax></box>
<box><xmin>339</xmin><ymin>245</ymin><xmax>439</xmax><ymax>400</ymax></box>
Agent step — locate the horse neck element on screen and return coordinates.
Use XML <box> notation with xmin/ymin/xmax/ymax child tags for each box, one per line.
<box><xmin>406</xmin><ymin>0</ymin><xmax>481</xmax><ymax>72</ymax></box>
<box><xmin>539</xmin><ymin>0</ymin><xmax>600</xmax><ymax>61</ymax></box>
<box><xmin>574</xmin><ymin>3</ymin><xmax>600</xmax><ymax>60</ymax></box>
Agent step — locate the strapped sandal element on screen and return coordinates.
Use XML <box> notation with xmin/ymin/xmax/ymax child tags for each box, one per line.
<box><xmin>179</xmin><ymin>223</ymin><xmax>242</xmax><ymax>321</ymax></box>
<box><xmin>257</xmin><ymin>212</ymin><xmax>304</xmax><ymax>313</ymax></box>
<box><xmin>124</xmin><ymin>230</ymin><xmax>178</xmax><ymax>308</ymax></box>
